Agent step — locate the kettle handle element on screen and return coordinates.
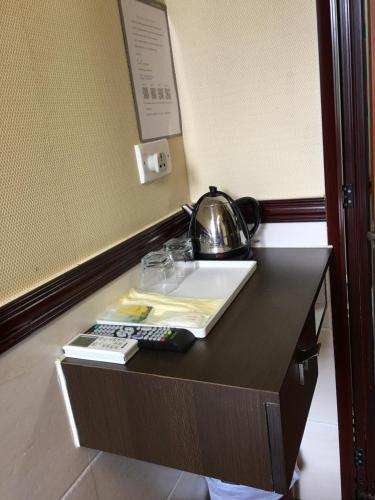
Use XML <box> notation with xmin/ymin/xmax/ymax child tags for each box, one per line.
<box><xmin>235</xmin><ymin>197</ymin><xmax>261</xmax><ymax>239</ymax></box>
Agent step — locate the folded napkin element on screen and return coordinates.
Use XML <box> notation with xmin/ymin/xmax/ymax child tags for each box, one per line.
<box><xmin>98</xmin><ymin>288</ymin><xmax>223</xmax><ymax>328</ymax></box>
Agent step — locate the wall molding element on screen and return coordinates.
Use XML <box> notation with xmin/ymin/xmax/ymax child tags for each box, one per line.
<box><xmin>0</xmin><ymin>197</ymin><xmax>326</xmax><ymax>355</ymax></box>
<box><xmin>0</xmin><ymin>211</ymin><xmax>190</xmax><ymax>354</ymax></box>
<box><xmin>260</xmin><ymin>197</ymin><xmax>326</xmax><ymax>223</ymax></box>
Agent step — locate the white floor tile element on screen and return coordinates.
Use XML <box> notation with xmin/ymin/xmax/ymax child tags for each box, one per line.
<box><xmin>62</xmin><ymin>468</ymin><xmax>98</xmax><ymax>500</ymax></box>
<box><xmin>308</xmin><ymin>327</ymin><xmax>338</xmax><ymax>425</ymax></box>
<box><xmin>91</xmin><ymin>452</ymin><xmax>181</xmax><ymax>500</ymax></box>
<box><xmin>295</xmin><ymin>421</ymin><xmax>341</xmax><ymax>500</ymax></box>
<box><xmin>169</xmin><ymin>472</ymin><xmax>209</xmax><ymax>500</ymax></box>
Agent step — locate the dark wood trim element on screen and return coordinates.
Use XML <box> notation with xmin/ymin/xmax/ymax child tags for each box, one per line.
<box><xmin>0</xmin><ymin>212</ymin><xmax>189</xmax><ymax>355</ymax></box>
<box><xmin>238</xmin><ymin>198</ymin><xmax>326</xmax><ymax>224</ymax></box>
<box><xmin>260</xmin><ymin>197</ymin><xmax>326</xmax><ymax>223</ymax></box>
<box><xmin>337</xmin><ymin>0</ymin><xmax>375</xmax><ymax>496</ymax></box>
<box><xmin>316</xmin><ymin>1</ymin><xmax>356</xmax><ymax>498</ymax></box>
<box><xmin>0</xmin><ymin>197</ymin><xmax>326</xmax><ymax>356</ymax></box>
<box><xmin>367</xmin><ymin>3</ymin><xmax>375</xmax><ymax>493</ymax></box>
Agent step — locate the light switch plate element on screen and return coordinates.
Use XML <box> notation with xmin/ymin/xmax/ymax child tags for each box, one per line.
<box><xmin>134</xmin><ymin>139</ymin><xmax>172</xmax><ymax>184</ymax></box>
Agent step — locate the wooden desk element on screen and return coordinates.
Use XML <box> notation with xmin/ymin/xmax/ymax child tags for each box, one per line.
<box><xmin>61</xmin><ymin>248</ymin><xmax>331</xmax><ymax>495</ymax></box>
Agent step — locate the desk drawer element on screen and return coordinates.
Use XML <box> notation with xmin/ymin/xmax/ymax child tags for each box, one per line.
<box><xmin>62</xmin><ymin>349</ymin><xmax>318</xmax><ymax>496</ymax></box>
<box><xmin>62</xmin><ymin>362</ymin><xmax>276</xmax><ymax>491</ymax></box>
<box><xmin>61</xmin><ymin>311</ymin><xmax>319</xmax><ymax>495</ymax></box>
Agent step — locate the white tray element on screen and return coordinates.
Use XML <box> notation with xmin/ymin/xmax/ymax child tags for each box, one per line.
<box><xmin>166</xmin><ymin>260</ymin><xmax>257</xmax><ymax>338</ymax></box>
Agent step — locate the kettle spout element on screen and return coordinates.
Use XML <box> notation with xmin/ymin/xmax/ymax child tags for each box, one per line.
<box><xmin>181</xmin><ymin>204</ymin><xmax>194</xmax><ymax>217</ymax></box>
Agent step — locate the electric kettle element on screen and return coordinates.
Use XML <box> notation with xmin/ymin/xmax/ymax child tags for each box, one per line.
<box><xmin>182</xmin><ymin>186</ymin><xmax>261</xmax><ymax>259</ymax></box>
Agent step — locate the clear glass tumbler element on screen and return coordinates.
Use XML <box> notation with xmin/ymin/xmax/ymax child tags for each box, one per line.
<box><xmin>140</xmin><ymin>250</ymin><xmax>177</xmax><ymax>294</ymax></box>
<box><xmin>164</xmin><ymin>238</ymin><xmax>193</xmax><ymax>278</ymax></box>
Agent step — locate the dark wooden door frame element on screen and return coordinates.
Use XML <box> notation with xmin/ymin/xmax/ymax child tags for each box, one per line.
<box><xmin>316</xmin><ymin>2</ymin><xmax>356</xmax><ymax>498</ymax></box>
<box><xmin>317</xmin><ymin>0</ymin><xmax>375</xmax><ymax>498</ymax></box>
<box><xmin>338</xmin><ymin>1</ymin><xmax>375</xmax><ymax>496</ymax></box>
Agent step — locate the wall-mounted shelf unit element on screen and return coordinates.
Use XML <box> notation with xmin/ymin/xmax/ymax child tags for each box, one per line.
<box><xmin>60</xmin><ymin>248</ymin><xmax>331</xmax><ymax>495</ymax></box>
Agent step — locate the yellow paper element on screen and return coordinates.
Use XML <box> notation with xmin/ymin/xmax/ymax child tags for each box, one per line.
<box><xmin>116</xmin><ymin>289</ymin><xmax>224</xmax><ymax>328</ymax></box>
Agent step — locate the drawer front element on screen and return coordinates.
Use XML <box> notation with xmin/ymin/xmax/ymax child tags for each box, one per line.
<box><xmin>63</xmin><ymin>363</ymin><xmax>275</xmax><ymax>491</ymax></box>
<box><xmin>266</xmin><ymin>309</ymin><xmax>318</xmax><ymax>493</ymax></box>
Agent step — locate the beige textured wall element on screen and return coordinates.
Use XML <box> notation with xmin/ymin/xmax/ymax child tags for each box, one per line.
<box><xmin>0</xmin><ymin>0</ymin><xmax>189</xmax><ymax>306</ymax></box>
<box><xmin>166</xmin><ymin>0</ymin><xmax>325</xmax><ymax>202</ymax></box>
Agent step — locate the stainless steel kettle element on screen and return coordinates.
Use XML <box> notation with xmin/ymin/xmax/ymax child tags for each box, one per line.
<box><xmin>183</xmin><ymin>186</ymin><xmax>260</xmax><ymax>259</ymax></box>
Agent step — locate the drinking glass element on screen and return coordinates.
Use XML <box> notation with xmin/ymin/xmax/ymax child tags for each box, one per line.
<box><xmin>164</xmin><ymin>238</ymin><xmax>193</xmax><ymax>278</ymax></box>
<box><xmin>140</xmin><ymin>250</ymin><xmax>177</xmax><ymax>294</ymax></box>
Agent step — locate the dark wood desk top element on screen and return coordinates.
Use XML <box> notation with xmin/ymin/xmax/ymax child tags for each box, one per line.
<box><xmin>63</xmin><ymin>248</ymin><xmax>331</xmax><ymax>393</ymax></box>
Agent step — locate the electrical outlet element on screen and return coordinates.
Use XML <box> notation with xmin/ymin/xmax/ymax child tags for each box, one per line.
<box><xmin>134</xmin><ymin>139</ymin><xmax>172</xmax><ymax>184</ymax></box>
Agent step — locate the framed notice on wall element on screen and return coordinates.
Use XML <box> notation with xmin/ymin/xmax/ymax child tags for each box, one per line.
<box><xmin>118</xmin><ymin>0</ymin><xmax>182</xmax><ymax>142</ymax></box>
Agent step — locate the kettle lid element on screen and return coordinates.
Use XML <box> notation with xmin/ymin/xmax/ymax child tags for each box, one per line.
<box><xmin>198</xmin><ymin>186</ymin><xmax>232</xmax><ymax>208</ymax></box>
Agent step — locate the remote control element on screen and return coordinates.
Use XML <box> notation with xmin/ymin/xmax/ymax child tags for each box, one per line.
<box><xmin>137</xmin><ymin>328</ymin><xmax>195</xmax><ymax>352</ymax></box>
<box><xmin>85</xmin><ymin>324</ymin><xmax>196</xmax><ymax>352</ymax></box>
<box><xmin>63</xmin><ymin>334</ymin><xmax>139</xmax><ymax>364</ymax></box>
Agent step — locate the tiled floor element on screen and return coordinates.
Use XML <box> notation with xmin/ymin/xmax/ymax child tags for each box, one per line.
<box><xmin>168</xmin><ymin>472</ymin><xmax>209</xmax><ymax>500</ymax></box>
<box><xmin>63</xmin><ymin>453</ymin><xmax>210</xmax><ymax>500</ymax></box>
